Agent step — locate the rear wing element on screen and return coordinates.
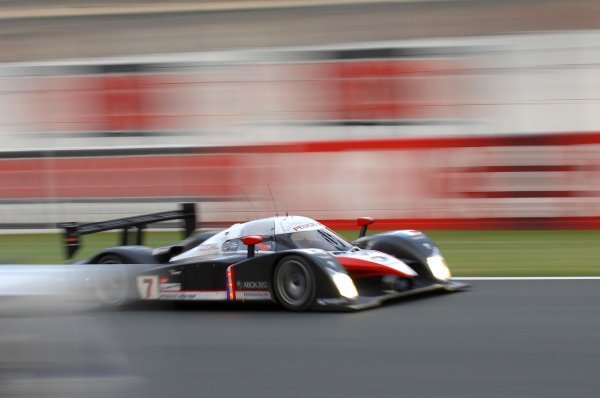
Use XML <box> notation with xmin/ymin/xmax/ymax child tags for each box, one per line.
<box><xmin>57</xmin><ymin>203</ymin><xmax>197</xmax><ymax>259</ymax></box>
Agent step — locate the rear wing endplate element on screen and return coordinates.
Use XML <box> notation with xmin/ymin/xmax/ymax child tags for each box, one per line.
<box><xmin>57</xmin><ymin>203</ymin><xmax>197</xmax><ymax>259</ymax></box>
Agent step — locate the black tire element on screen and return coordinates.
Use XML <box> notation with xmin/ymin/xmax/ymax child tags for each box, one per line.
<box><xmin>273</xmin><ymin>255</ymin><xmax>316</xmax><ymax>311</ymax></box>
<box><xmin>93</xmin><ymin>254</ymin><xmax>129</xmax><ymax>308</ymax></box>
<box><xmin>97</xmin><ymin>254</ymin><xmax>124</xmax><ymax>265</ymax></box>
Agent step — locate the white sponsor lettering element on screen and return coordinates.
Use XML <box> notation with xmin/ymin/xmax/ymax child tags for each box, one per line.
<box><xmin>399</xmin><ymin>230</ymin><xmax>422</xmax><ymax>237</ymax></box>
<box><xmin>317</xmin><ymin>298</ymin><xmax>348</xmax><ymax>305</ymax></box>
<box><xmin>240</xmin><ymin>281</ymin><xmax>269</xmax><ymax>290</ymax></box>
<box><xmin>237</xmin><ymin>291</ymin><xmax>271</xmax><ymax>301</ymax></box>
<box><xmin>199</xmin><ymin>243</ymin><xmax>219</xmax><ymax>252</ymax></box>
<box><xmin>292</xmin><ymin>222</ymin><xmax>321</xmax><ymax>231</ymax></box>
<box><xmin>158</xmin><ymin>291</ymin><xmax>227</xmax><ymax>301</ymax></box>
<box><xmin>159</xmin><ymin>283</ymin><xmax>181</xmax><ymax>292</ymax></box>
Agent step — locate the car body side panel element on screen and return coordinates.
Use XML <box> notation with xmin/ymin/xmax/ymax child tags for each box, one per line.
<box><xmin>129</xmin><ymin>250</ymin><xmax>343</xmax><ymax>303</ymax></box>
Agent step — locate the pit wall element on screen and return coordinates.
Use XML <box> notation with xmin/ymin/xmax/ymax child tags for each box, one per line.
<box><xmin>1</xmin><ymin>31</ymin><xmax>599</xmax><ymax>228</ymax></box>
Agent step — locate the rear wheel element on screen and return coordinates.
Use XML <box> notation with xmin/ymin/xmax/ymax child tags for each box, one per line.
<box><xmin>97</xmin><ymin>254</ymin><xmax>124</xmax><ymax>265</ymax></box>
<box><xmin>93</xmin><ymin>254</ymin><xmax>129</xmax><ymax>308</ymax></box>
<box><xmin>273</xmin><ymin>256</ymin><xmax>316</xmax><ymax>311</ymax></box>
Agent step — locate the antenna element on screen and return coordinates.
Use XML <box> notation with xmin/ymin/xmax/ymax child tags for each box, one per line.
<box><xmin>240</xmin><ymin>187</ymin><xmax>257</xmax><ymax>219</ymax></box>
<box><xmin>267</xmin><ymin>184</ymin><xmax>279</xmax><ymax>217</ymax></box>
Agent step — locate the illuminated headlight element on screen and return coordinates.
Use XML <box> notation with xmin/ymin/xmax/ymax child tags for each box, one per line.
<box><xmin>426</xmin><ymin>256</ymin><xmax>452</xmax><ymax>281</ymax></box>
<box><xmin>332</xmin><ymin>273</ymin><xmax>358</xmax><ymax>299</ymax></box>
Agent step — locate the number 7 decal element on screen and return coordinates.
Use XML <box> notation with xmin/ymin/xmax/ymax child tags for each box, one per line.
<box><xmin>136</xmin><ymin>276</ymin><xmax>159</xmax><ymax>299</ymax></box>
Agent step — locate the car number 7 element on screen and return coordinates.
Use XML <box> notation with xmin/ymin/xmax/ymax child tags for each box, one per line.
<box><xmin>136</xmin><ymin>276</ymin><xmax>159</xmax><ymax>299</ymax></box>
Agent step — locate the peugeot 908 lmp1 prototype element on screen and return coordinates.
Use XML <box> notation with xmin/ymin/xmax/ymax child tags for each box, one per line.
<box><xmin>59</xmin><ymin>204</ymin><xmax>467</xmax><ymax>311</ymax></box>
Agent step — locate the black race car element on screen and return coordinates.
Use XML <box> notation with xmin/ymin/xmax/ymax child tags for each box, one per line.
<box><xmin>58</xmin><ymin>204</ymin><xmax>467</xmax><ymax>311</ymax></box>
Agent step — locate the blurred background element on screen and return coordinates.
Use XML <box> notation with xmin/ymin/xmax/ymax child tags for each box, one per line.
<box><xmin>0</xmin><ymin>0</ymin><xmax>600</xmax><ymax>276</ymax></box>
<box><xmin>0</xmin><ymin>0</ymin><xmax>599</xmax><ymax>230</ymax></box>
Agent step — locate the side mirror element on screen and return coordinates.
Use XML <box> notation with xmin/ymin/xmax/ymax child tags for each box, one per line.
<box><xmin>242</xmin><ymin>235</ymin><xmax>263</xmax><ymax>258</ymax></box>
<box><xmin>357</xmin><ymin>217</ymin><xmax>374</xmax><ymax>238</ymax></box>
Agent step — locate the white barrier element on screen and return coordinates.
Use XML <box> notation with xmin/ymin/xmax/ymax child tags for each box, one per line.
<box><xmin>1</xmin><ymin>31</ymin><xmax>600</xmax><ymax>226</ymax></box>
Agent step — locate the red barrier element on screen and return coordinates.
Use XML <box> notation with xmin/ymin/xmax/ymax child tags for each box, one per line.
<box><xmin>0</xmin><ymin>154</ymin><xmax>242</xmax><ymax>198</ymax></box>
<box><xmin>0</xmin><ymin>132</ymin><xmax>599</xmax><ymax>229</ymax></box>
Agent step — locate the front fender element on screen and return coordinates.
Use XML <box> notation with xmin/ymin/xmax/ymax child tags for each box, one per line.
<box><xmin>353</xmin><ymin>231</ymin><xmax>444</xmax><ymax>279</ymax></box>
<box><xmin>230</xmin><ymin>249</ymin><xmax>348</xmax><ymax>301</ymax></box>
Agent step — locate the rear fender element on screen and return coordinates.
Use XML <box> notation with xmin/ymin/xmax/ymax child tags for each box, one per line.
<box><xmin>88</xmin><ymin>246</ymin><xmax>159</xmax><ymax>265</ymax></box>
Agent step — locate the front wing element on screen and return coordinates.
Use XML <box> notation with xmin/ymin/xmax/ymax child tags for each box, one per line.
<box><xmin>311</xmin><ymin>279</ymin><xmax>470</xmax><ymax>311</ymax></box>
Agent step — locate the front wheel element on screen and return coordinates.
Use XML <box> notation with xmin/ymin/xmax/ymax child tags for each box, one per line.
<box><xmin>273</xmin><ymin>256</ymin><xmax>316</xmax><ymax>311</ymax></box>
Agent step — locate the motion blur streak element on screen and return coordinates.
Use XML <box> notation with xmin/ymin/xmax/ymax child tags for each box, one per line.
<box><xmin>8</xmin><ymin>0</ymin><xmax>599</xmax><ymax>225</ymax></box>
<box><xmin>0</xmin><ymin>265</ymin><xmax>142</xmax><ymax>398</ymax></box>
<box><xmin>1</xmin><ymin>0</ymin><xmax>600</xmax><ymax>61</ymax></box>
<box><xmin>0</xmin><ymin>315</ymin><xmax>141</xmax><ymax>398</ymax></box>
<box><xmin>3</xmin><ymin>31</ymin><xmax>600</xmax><ymax>227</ymax></box>
<box><xmin>0</xmin><ymin>265</ymin><xmax>130</xmax><ymax>315</ymax></box>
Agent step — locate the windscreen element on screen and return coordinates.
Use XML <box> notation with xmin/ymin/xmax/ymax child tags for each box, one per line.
<box><xmin>276</xmin><ymin>228</ymin><xmax>353</xmax><ymax>252</ymax></box>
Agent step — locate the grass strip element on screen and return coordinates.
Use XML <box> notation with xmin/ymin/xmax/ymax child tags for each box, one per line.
<box><xmin>0</xmin><ymin>230</ymin><xmax>598</xmax><ymax>276</ymax></box>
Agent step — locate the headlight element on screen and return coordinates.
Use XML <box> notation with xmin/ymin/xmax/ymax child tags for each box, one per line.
<box><xmin>332</xmin><ymin>273</ymin><xmax>358</xmax><ymax>299</ymax></box>
<box><xmin>426</xmin><ymin>256</ymin><xmax>452</xmax><ymax>280</ymax></box>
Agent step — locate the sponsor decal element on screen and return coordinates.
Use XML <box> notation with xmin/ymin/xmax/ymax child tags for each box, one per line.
<box><xmin>160</xmin><ymin>283</ymin><xmax>182</xmax><ymax>292</ymax></box>
<box><xmin>199</xmin><ymin>243</ymin><xmax>219</xmax><ymax>252</ymax></box>
<box><xmin>300</xmin><ymin>248</ymin><xmax>327</xmax><ymax>255</ymax></box>
<box><xmin>158</xmin><ymin>291</ymin><xmax>227</xmax><ymax>300</ymax></box>
<box><xmin>159</xmin><ymin>293</ymin><xmax>196</xmax><ymax>300</ymax></box>
<box><xmin>239</xmin><ymin>281</ymin><xmax>269</xmax><ymax>290</ymax></box>
<box><xmin>370</xmin><ymin>255</ymin><xmax>390</xmax><ymax>263</ymax></box>
<box><xmin>292</xmin><ymin>221</ymin><xmax>322</xmax><ymax>231</ymax></box>
<box><xmin>340</xmin><ymin>250</ymin><xmax>396</xmax><ymax>264</ymax></box>
<box><xmin>196</xmin><ymin>242</ymin><xmax>220</xmax><ymax>255</ymax></box>
<box><xmin>237</xmin><ymin>291</ymin><xmax>271</xmax><ymax>300</ymax></box>
<box><xmin>400</xmin><ymin>230</ymin><xmax>422</xmax><ymax>237</ymax></box>
<box><xmin>316</xmin><ymin>298</ymin><xmax>348</xmax><ymax>305</ymax></box>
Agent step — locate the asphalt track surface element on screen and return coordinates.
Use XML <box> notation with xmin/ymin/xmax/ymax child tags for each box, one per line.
<box><xmin>1</xmin><ymin>280</ymin><xmax>600</xmax><ymax>398</ymax></box>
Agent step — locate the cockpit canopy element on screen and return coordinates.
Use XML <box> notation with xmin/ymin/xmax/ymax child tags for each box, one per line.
<box><xmin>171</xmin><ymin>216</ymin><xmax>353</xmax><ymax>261</ymax></box>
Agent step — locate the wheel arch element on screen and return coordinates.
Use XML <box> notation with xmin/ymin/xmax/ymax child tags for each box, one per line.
<box><xmin>353</xmin><ymin>232</ymin><xmax>438</xmax><ymax>278</ymax></box>
<box><xmin>89</xmin><ymin>245</ymin><xmax>159</xmax><ymax>265</ymax></box>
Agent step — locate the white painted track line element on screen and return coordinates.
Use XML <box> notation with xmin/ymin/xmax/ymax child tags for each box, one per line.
<box><xmin>454</xmin><ymin>276</ymin><xmax>600</xmax><ymax>281</ymax></box>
